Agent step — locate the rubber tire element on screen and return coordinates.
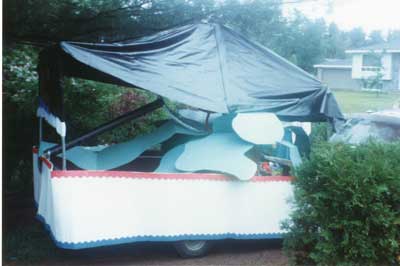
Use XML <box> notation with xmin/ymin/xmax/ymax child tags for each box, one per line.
<box><xmin>173</xmin><ymin>240</ymin><xmax>212</xmax><ymax>258</ymax></box>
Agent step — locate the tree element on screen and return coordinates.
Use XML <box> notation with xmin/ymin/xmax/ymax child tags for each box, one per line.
<box><xmin>387</xmin><ymin>30</ymin><xmax>400</xmax><ymax>41</ymax></box>
<box><xmin>3</xmin><ymin>0</ymin><xmax>216</xmax><ymax>44</ymax></box>
<box><xmin>280</xmin><ymin>13</ymin><xmax>328</xmax><ymax>72</ymax></box>
<box><xmin>368</xmin><ymin>30</ymin><xmax>384</xmax><ymax>45</ymax></box>
<box><xmin>347</xmin><ymin>27</ymin><xmax>366</xmax><ymax>48</ymax></box>
<box><xmin>325</xmin><ymin>23</ymin><xmax>346</xmax><ymax>58</ymax></box>
<box><xmin>213</xmin><ymin>0</ymin><xmax>285</xmax><ymax>47</ymax></box>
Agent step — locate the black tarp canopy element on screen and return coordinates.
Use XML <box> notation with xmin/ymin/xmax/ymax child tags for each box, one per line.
<box><xmin>39</xmin><ymin>22</ymin><xmax>344</xmax><ymax>125</ymax></box>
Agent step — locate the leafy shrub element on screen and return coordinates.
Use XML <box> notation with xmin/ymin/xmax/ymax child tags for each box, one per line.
<box><xmin>99</xmin><ymin>88</ymin><xmax>167</xmax><ymax>144</ymax></box>
<box><xmin>283</xmin><ymin>141</ymin><xmax>400</xmax><ymax>265</ymax></box>
<box><xmin>310</xmin><ymin>122</ymin><xmax>330</xmax><ymax>144</ymax></box>
<box><xmin>63</xmin><ymin>78</ymin><xmax>166</xmax><ymax>144</ymax></box>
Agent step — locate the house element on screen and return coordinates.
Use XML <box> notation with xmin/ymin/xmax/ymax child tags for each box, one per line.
<box><xmin>314</xmin><ymin>39</ymin><xmax>400</xmax><ymax>90</ymax></box>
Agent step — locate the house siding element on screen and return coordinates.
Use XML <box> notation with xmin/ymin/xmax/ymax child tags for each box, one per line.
<box><xmin>380</xmin><ymin>53</ymin><xmax>399</xmax><ymax>90</ymax></box>
<box><xmin>319</xmin><ymin>68</ymin><xmax>361</xmax><ymax>90</ymax></box>
<box><xmin>317</xmin><ymin>53</ymin><xmax>400</xmax><ymax>91</ymax></box>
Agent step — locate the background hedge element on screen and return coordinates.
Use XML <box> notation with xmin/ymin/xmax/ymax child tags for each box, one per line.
<box><xmin>283</xmin><ymin>141</ymin><xmax>400</xmax><ymax>265</ymax></box>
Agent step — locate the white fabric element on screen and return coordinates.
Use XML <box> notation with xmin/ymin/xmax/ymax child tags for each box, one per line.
<box><xmin>35</xmin><ymin>171</ymin><xmax>293</xmax><ymax>245</ymax></box>
<box><xmin>232</xmin><ymin>113</ymin><xmax>284</xmax><ymax>144</ymax></box>
<box><xmin>37</xmin><ymin>107</ymin><xmax>66</xmax><ymax>137</ymax></box>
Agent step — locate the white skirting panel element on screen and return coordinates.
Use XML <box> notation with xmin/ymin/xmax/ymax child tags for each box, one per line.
<box><xmin>33</xmin><ymin>153</ymin><xmax>293</xmax><ymax>249</ymax></box>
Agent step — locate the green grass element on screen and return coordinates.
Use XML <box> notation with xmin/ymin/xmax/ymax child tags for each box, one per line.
<box><xmin>332</xmin><ymin>89</ymin><xmax>400</xmax><ymax>114</ymax></box>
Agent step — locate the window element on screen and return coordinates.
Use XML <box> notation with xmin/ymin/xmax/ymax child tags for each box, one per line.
<box><xmin>362</xmin><ymin>54</ymin><xmax>382</xmax><ymax>72</ymax></box>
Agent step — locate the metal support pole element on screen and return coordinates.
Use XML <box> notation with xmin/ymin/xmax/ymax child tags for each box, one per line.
<box><xmin>39</xmin><ymin>117</ymin><xmax>43</xmax><ymax>144</ymax></box>
<box><xmin>61</xmin><ymin>136</ymin><xmax>66</xmax><ymax>170</ymax></box>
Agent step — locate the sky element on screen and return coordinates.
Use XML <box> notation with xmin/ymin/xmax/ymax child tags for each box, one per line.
<box><xmin>284</xmin><ymin>0</ymin><xmax>400</xmax><ymax>34</ymax></box>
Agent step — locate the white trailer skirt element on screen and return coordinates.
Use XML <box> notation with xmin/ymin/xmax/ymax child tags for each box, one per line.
<box><xmin>33</xmin><ymin>150</ymin><xmax>293</xmax><ymax>249</ymax></box>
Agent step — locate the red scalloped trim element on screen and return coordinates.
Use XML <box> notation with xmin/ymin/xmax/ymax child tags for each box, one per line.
<box><xmin>51</xmin><ymin>170</ymin><xmax>293</xmax><ymax>182</ymax></box>
<box><xmin>32</xmin><ymin>146</ymin><xmax>39</xmax><ymax>154</ymax></box>
<box><xmin>40</xmin><ymin>156</ymin><xmax>53</xmax><ymax>169</ymax></box>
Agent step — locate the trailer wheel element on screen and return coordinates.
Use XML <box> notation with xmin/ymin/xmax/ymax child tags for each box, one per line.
<box><xmin>173</xmin><ymin>240</ymin><xmax>212</xmax><ymax>258</ymax></box>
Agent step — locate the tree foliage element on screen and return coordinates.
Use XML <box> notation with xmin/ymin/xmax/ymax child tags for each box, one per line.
<box><xmin>4</xmin><ymin>0</ymin><xmax>383</xmax><ymax>68</ymax></box>
<box><xmin>3</xmin><ymin>45</ymin><xmax>40</xmax><ymax>192</ymax></box>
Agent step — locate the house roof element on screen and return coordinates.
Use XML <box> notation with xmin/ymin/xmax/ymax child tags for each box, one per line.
<box><xmin>314</xmin><ymin>58</ymin><xmax>352</xmax><ymax>69</ymax></box>
<box><xmin>346</xmin><ymin>39</ymin><xmax>400</xmax><ymax>53</ymax></box>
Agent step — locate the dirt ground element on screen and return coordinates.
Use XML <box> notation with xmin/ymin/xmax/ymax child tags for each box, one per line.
<box><xmin>5</xmin><ymin>240</ymin><xmax>288</xmax><ymax>266</ymax></box>
<box><xmin>4</xmin><ymin>241</ymin><xmax>287</xmax><ymax>266</ymax></box>
<box><xmin>4</xmin><ymin>193</ymin><xmax>288</xmax><ymax>266</ymax></box>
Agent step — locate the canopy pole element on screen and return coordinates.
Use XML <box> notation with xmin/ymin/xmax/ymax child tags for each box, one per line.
<box><xmin>58</xmin><ymin>56</ymin><xmax>67</xmax><ymax>170</ymax></box>
<box><xmin>44</xmin><ymin>98</ymin><xmax>164</xmax><ymax>156</ymax></box>
<box><xmin>61</xmin><ymin>136</ymin><xmax>66</xmax><ymax>170</ymax></box>
<box><xmin>39</xmin><ymin>117</ymin><xmax>43</xmax><ymax>144</ymax></box>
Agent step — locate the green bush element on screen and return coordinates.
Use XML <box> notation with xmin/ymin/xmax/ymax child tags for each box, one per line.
<box><xmin>63</xmin><ymin>78</ymin><xmax>167</xmax><ymax>144</ymax></box>
<box><xmin>283</xmin><ymin>141</ymin><xmax>400</xmax><ymax>266</ymax></box>
<box><xmin>309</xmin><ymin>122</ymin><xmax>334</xmax><ymax>145</ymax></box>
